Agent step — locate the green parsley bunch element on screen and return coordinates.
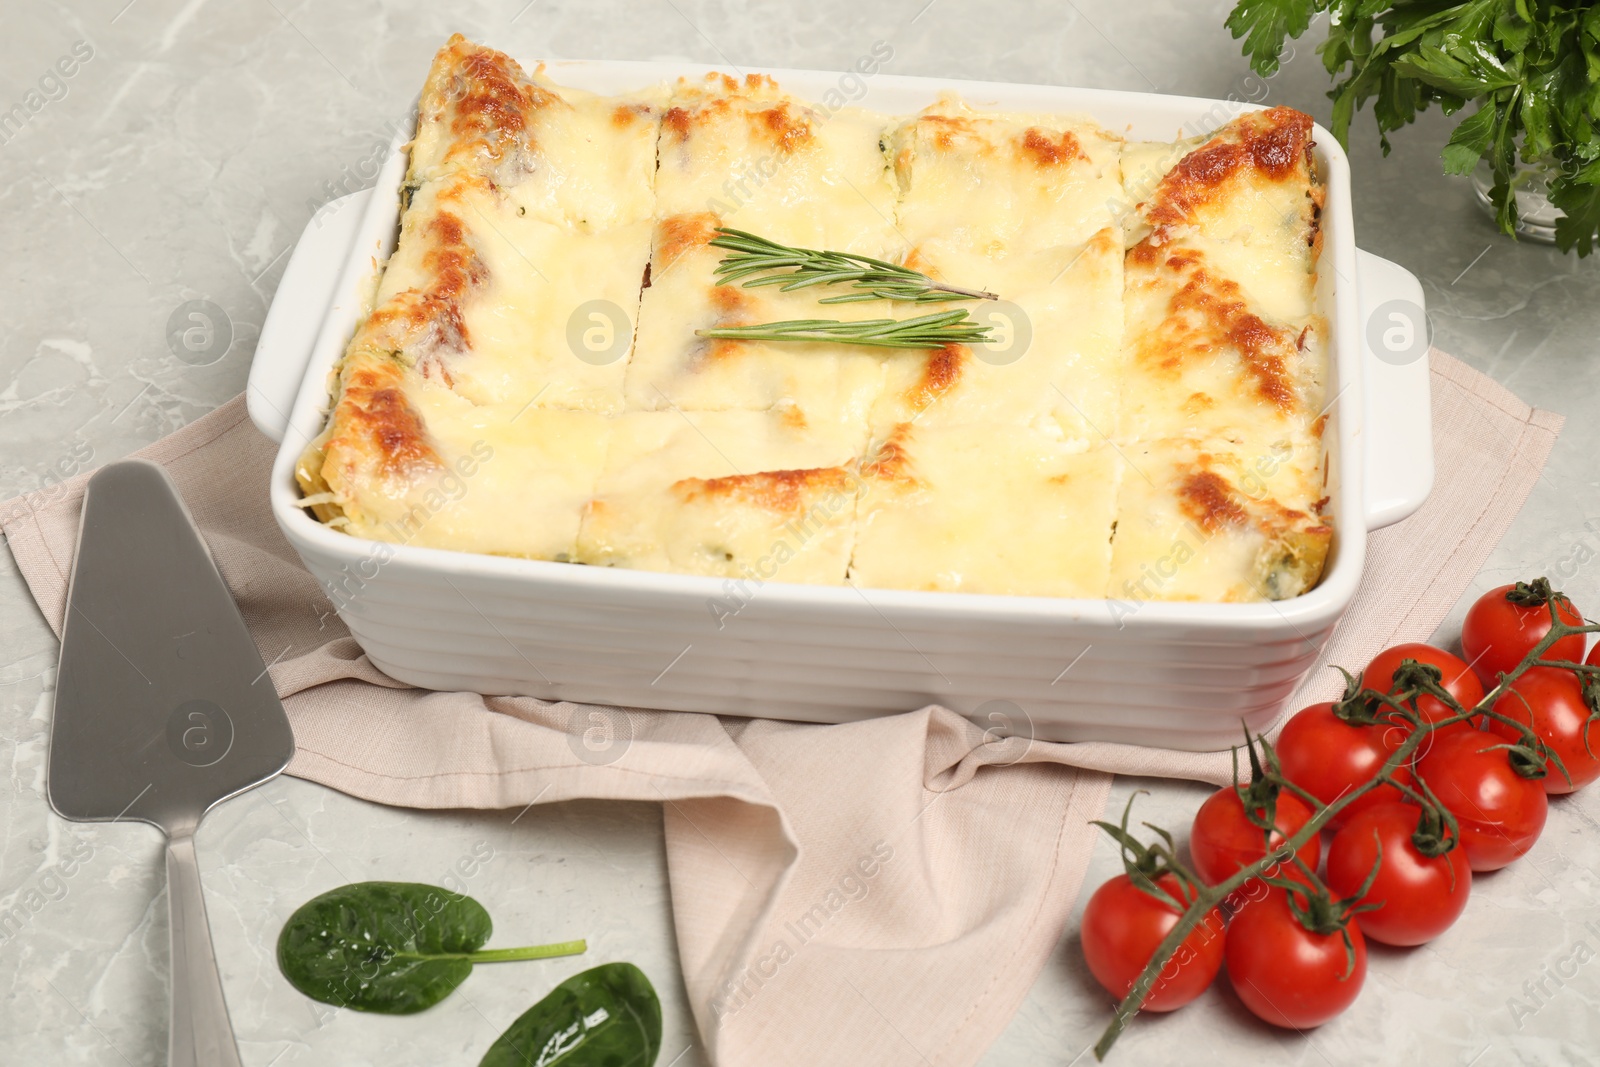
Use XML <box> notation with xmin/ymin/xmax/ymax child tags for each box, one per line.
<box><xmin>1227</xmin><ymin>1</ymin><xmax>1600</xmax><ymax>254</ymax></box>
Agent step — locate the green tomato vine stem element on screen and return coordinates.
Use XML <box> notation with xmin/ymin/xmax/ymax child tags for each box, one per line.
<box><xmin>1093</xmin><ymin>596</ymin><xmax>1600</xmax><ymax>1060</ymax></box>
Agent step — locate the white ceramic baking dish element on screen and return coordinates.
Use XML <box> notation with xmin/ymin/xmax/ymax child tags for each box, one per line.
<box><xmin>250</xmin><ymin>59</ymin><xmax>1433</xmax><ymax>751</ymax></box>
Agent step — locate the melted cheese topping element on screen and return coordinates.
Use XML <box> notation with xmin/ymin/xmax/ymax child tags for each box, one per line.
<box><xmin>299</xmin><ymin>345</ymin><xmax>610</xmax><ymax>560</ymax></box>
<box><xmin>851</xmin><ymin>423</ymin><xmax>1123</xmax><ymax>596</ymax></box>
<box><xmin>409</xmin><ymin>35</ymin><xmax>660</xmax><ymax>231</ymax></box>
<box><xmin>1131</xmin><ymin>108</ymin><xmax>1321</xmax><ymax>320</ymax></box>
<box><xmin>1120</xmin><ymin>135</ymin><xmax>1204</xmax><ymax>222</ymax></box>
<box><xmin>375</xmin><ymin>173</ymin><xmax>652</xmax><ymax>414</ymax></box>
<box><xmin>1111</xmin><ymin>107</ymin><xmax>1328</xmax><ymax>604</ymax></box>
<box><xmin>1109</xmin><ymin>436</ymin><xmax>1329</xmax><ymax>602</ymax></box>
<box><xmin>871</xmin><ymin>101</ymin><xmax>1127</xmax><ymax>445</ymax></box>
<box><xmin>576</xmin><ymin>410</ymin><xmax>865</xmax><ymax>583</ymax></box>
<box><xmin>1119</xmin><ymin>241</ymin><xmax>1324</xmax><ymax>450</ymax></box>
<box><xmin>626</xmin><ymin>77</ymin><xmax>901</xmax><ymax>421</ymax></box>
<box><xmin>869</xmin><ymin>230</ymin><xmax>1125</xmax><ymax>441</ymax></box>
<box><xmin>656</xmin><ymin>76</ymin><xmax>900</xmax><ymax>254</ymax></box>
<box><xmin>300</xmin><ymin>38</ymin><xmax>1331</xmax><ymax>604</ymax></box>
<box><xmin>625</xmin><ymin>211</ymin><xmax>888</xmax><ymax>421</ymax></box>
<box><xmin>891</xmin><ymin>96</ymin><xmax>1125</xmax><ymax>256</ymax></box>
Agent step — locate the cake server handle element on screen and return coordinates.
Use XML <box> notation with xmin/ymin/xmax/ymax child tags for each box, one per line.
<box><xmin>166</xmin><ymin>829</ymin><xmax>244</xmax><ymax>1067</ymax></box>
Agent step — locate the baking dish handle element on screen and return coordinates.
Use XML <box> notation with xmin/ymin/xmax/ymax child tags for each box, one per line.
<box><xmin>247</xmin><ymin>190</ymin><xmax>372</xmax><ymax>444</ymax></box>
<box><xmin>1355</xmin><ymin>248</ymin><xmax>1434</xmax><ymax>530</ymax></box>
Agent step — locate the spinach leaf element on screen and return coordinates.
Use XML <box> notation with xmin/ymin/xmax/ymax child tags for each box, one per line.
<box><xmin>479</xmin><ymin>963</ymin><xmax>662</xmax><ymax>1067</ymax></box>
<box><xmin>277</xmin><ymin>882</ymin><xmax>587</xmax><ymax>1014</ymax></box>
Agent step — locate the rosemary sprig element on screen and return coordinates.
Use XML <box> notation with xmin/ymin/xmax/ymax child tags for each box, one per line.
<box><xmin>697</xmin><ymin>309</ymin><xmax>992</xmax><ymax>350</ymax></box>
<box><xmin>708</xmin><ymin>228</ymin><xmax>998</xmax><ymax>304</ymax></box>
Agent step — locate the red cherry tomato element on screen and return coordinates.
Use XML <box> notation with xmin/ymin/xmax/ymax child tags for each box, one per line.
<box><xmin>1080</xmin><ymin>872</ymin><xmax>1225</xmax><ymax>1012</ymax></box>
<box><xmin>1276</xmin><ymin>702</ymin><xmax>1413</xmax><ymax>830</ymax></box>
<box><xmin>1488</xmin><ymin>667</ymin><xmax>1600</xmax><ymax>794</ymax></box>
<box><xmin>1415</xmin><ymin>730</ymin><xmax>1548</xmax><ymax>871</ymax></box>
<box><xmin>1189</xmin><ymin>786</ymin><xmax>1320</xmax><ymax>887</ymax></box>
<box><xmin>1462</xmin><ymin>583</ymin><xmax>1585</xmax><ymax>687</ymax></box>
<box><xmin>1362</xmin><ymin>642</ymin><xmax>1484</xmax><ymax>738</ymax></box>
<box><xmin>1225</xmin><ymin>888</ymin><xmax>1366</xmax><ymax>1029</ymax></box>
<box><xmin>1324</xmin><ymin>803</ymin><xmax>1471</xmax><ymax>946</ymax></box>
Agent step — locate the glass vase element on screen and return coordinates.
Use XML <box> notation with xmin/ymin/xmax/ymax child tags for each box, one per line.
<box><xmin>1471</xmin><ymin>157</ymin><xmax>1562</xmax><ymax>244</ymax></box>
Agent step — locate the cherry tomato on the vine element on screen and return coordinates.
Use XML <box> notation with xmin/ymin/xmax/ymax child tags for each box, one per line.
<box><xmin>1462</xmin><ymin>582</ymin><xmax>1585</xmax><ymax>687</ymax></box>
<box><xmin>1488</xmin><ymin>667</ymin><xmax>1600</xmax><ymax>794</ymax></box>
<box><xmin>1224</xmin><ymin>888</ymin><xmax>1366</xmax><ymax>1029</ymax></box>
<box><xmin>1189</xmin><ymin>786</ymin><xmax>1320</xmax><ymax>887</ymax></box>
<box><xmin>1276</xmin><ymin>702</ymin><xmax>1413</xmax><ymax>830</ymax></box>
<box><xmin>1415</xmin><ymin>730</ymin><xmax>1548</xmax><ymax>871</ymax></box>
<box><xmin>1362</xmin><ymin>643</ymin><xmax>1484</xmax><ymax>739</ymax></box>
<box><xmin>1324</xmin><ymin>803</ymin><xmax>1471</xmax><ymax>946</ymax></box>
<box><xmin>1081</xmin><ymin>873</ymin><xmax>1225</xmax><ymax>1012</ymax></box>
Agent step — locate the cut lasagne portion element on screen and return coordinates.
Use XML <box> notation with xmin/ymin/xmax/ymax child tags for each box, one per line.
<box><xmin>890</xmin><ymin>96</ymin><xmax>1124</xmax><ymax>255</ymax></box>
<box><xmin>868</xmin><ymin>230</ymin><xmax>1124</xmax><ymax>441</ymax></box>
<box><xmin>1119</xmin><ymin>239</ymin><xmax>1325</xmax><ymax>454</ymax></box>
<box><xmin>850</xmin><ymin>422</ymin><xmax>1123</xmax><ymax>597</ymax></box>
<box><xmin>1109</xmin><ymin>436</ymin><xmax>1329</xmax><ymax>602</ymax></box>
<box><xmin>298</xmin><ymin>39</ymin><xmax>657</xmax><ymax>557</ymax></box>
<box><xmin>379</xmin><ymin>39</ymin><xmax>661</xmax><ymax>418</ymax></box>
<box><xmin>1111</xmin><ymin>107</ymin><xmax>1330</xmax><ymax>602</ymax></box>
<box><xmin>1125</xmin><ymin>107</ymin><xmax>1323</xmax><ymax>322</ymax></box>
<box><xmin>297</xmin><ymin>345</ymin><xmax>610</xmax><ymax>559</ymax></box>
<box><xmin>372</xmin><ymin>172</ymin><xmax>651</xmax><ymax>414</ymax></box>
<box><xmin>865</xmin><ymin>99</ymin><xmax>1128</xmax><ymax>443</ymax></box>
<box><xmin>575</xmin><ymin>410</ymin><xmax>866</xmax><ymax>583</ymax></box>
<box><xmin>626</xmin><ymin>76</ymin><xmax>900</xmax><ymax>421</ymax></box>
<box><xmin>624</xmin><ymin>212</ymin><xmax>889</xmax><ymax>422</ymax></box>
<box><xmin>653</xmin><ymin>74</ymin><xmax>901</xmax><ymax>254</ymax></box>
<box><xmin>408</xmin><ymin>34</ymin><xmax>661</xmax><ymax>232</ymax></box>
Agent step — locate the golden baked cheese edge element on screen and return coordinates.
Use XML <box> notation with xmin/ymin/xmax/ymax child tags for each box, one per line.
<box><xmin>298</xmin><ymin>39</ymin><xmax>656</xmax><ymax>559</ymax></box>
<box><xmin>1111</xmin><ymin>105</ymin><xmax>1331</xmax><ymax>603</ymax></box>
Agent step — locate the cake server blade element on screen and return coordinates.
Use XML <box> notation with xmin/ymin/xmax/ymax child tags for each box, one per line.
<box><xmin>47</xmin><ymin>458</ymin><xmax>294</xmax><ymax>1067</ymax></box>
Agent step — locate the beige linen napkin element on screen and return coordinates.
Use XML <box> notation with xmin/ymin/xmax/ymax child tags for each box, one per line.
<box><xmin>0</xmin><ymin>350</ymin><xmax>1560</xmax><ymax>1066</ymax></box>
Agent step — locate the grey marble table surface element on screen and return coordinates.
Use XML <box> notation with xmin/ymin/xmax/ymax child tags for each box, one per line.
<box><xmin>3</xmin><ymin>1</ymin><xmax>1598</xmax><ymax>1064</ymax></box>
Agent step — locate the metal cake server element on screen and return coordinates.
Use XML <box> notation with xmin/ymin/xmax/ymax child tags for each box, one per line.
<box><xmin>47</xmin><ymin>459</ymin><xmax>295</xmax><ymax>1067</ymax></box>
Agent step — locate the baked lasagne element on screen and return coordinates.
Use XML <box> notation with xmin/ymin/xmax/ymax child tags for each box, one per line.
<box><xmin>297</xmin><ymin>35</ymin><xmax>1331</xmax><ymax>603</ymax></box>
